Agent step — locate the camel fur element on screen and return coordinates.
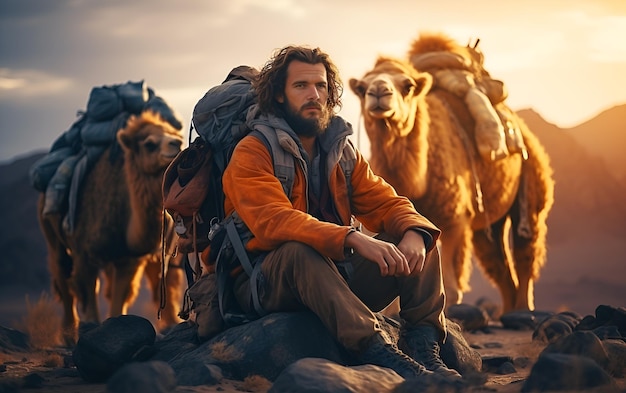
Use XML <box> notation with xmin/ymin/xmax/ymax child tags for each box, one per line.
<box><xmin>349</xmin><ymin>32</ymin><xmax>554</xmax><ymax>313</ymax></box>
<box><xmin>37</xmin><ymin>111</ymin><xmax>185</xmax><ymax>345</ymax></box>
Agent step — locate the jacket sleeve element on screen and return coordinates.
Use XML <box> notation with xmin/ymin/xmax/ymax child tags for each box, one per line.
<box><xmin>223</xmin><ymin>136</ymin><xmax>351</xmax><ymax>260</ymax></box>
<box><xmin>348</xmin><ymin>147</ymin><xmax>441</xmax><ymax>252</ymax></box>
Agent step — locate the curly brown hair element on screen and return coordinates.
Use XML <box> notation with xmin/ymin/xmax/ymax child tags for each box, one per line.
<box><xmin>254</xmin><ymin>45</ymin><xmax>343</xmax><ymax>115</ymax></box>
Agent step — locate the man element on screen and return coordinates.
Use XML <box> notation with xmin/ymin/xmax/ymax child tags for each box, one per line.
<box><xmin>222</xmin><ymin>45</ymin><xmax>460</xmax><ymax>380</ymax></box>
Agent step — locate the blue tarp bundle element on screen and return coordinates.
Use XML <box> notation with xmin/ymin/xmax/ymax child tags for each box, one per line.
<box><xmin>30</xmin><ymin>80</ymin><xmax>183</xmax><ymax>231</ymax></box>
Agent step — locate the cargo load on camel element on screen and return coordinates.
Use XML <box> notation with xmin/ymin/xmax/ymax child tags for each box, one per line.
<box><xmin>409</xmin><ymin>34</ymin><xmax>527</xmax><ymax>161</ymax></box>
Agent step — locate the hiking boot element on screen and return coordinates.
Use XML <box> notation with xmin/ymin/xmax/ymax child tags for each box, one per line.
<box><xmin>398</xmin><ymin>325</ymin><xmax>462</xmax><ymax>379</ymax></box>
<box><xmin>359</xmin><ymin>333</ymin><xmax>433</xmax><ymax>379</ymax></box>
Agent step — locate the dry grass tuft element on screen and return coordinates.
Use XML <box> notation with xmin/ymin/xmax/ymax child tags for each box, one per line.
<box><xmin>17</xmin><ymin>293</ymin><xmax>62</xmax><ymax>349</ymax></box>
<box><xmin>42</xmin><ymin>352</ymin><xmax>64</xmax><ymax>368</ymax></box>
<box><xmin>241</xmin><ymin>375</ymin><xmax>272</xmax><ymax>392</ymax></box>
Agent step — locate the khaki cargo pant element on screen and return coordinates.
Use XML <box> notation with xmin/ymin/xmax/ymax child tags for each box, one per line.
<box><xmin>234</xmin><ymin>236</ymin><xmax>447</xmax><ymax>353</ymax></box>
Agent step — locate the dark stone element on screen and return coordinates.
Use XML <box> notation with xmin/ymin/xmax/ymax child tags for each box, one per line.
<box><xmin>106</xmin><ymin>361</ymin><xmax>177</xmax><ymax>393</ymax></box>
<box><xmin>500</xmin><ymin>310</ymin><xmax>553</xmax><ymax>330</ymax></box>
<box><xmin>168</xmin><ymin>311</ymin><xmax>348</xmax><ymax>381</ymax></box>
<box><xmin>22</xmin><ymin>372</ymin><xmax>45</xmax><ymax>388</ymax></box>
<box><xmin>0</xmin><ymin>325</ymin><xmax>30</xmax><ymax>352</ymax></box>
<box><xmin>541</xmin><ymin>330</ymin><xmax>610</xmax><ymax>371</ymax></box>
<box><xmin>446</xmin><ymin>303</ymin><xmax>490</xmax><ymax>331</ymax></box>
<box><xmin>164</xmin><ymin>312</ymin><xmax>482</xmax><ymax>384</ymax></box>
<box><xmin>73</xmin><ymin>315</ymin><xmax>156</xmax><ymax>382</ymax></box>
<box><xmin>481</xmin><ymin>355</ymin><xmax>513</xmax><ymax>373</ymax></box>
<box><xmin>269</xmin><ymin>357</ymin><xmax>403</xmax><ymax>393</ymax></box>
<box><xmin>521</xmin><ymin>353</ymin><xmax>615</xmax><ymax>392</ymax></box>
<box><xmin>392</xmin><ymin>373</ymin><xmax>470</xmax><ymax>393</ymax></box>
<box><xmin>576</xmin><ymin>305</ymin><xmax>626</xmax><ymax>337</ymax></box>
<box><xmin>592</xmin><ymin>325</ymin><xmax>623</xmax><ymax>340</ymax></box>
<box><xmin>439</xmin><ymin>320</ymin><xmax>483</xmax><ymax>375</ymax></box>
<box><xmin>603</xmin><ymin>339</ymin><xmax>626</xmax><ymax>378</ymax></box>
<box><xmin>475</xmin><ymin>297</ymin><xmax>501</xmax><ymax>321</ymax></box>
<box><xmin>174</xmin><ymin>362</ymin><xmax>223</xmax><ymax>387</ymax></box>
<box><xmin>496</xmin><ymin>361</ymin><xmax>516</xmax><ymax>375</ymax></box>
<box><xmin>532</xmin><ymin>312</ymin><xmax>581</xmax><ymax>343</ymax></box>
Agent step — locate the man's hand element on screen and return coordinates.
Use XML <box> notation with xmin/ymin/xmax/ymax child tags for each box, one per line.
<box><xmin>397</xmin><ymin>229</ymin><xmax>427</xmax><ymax>274</ymax></box>
<box><xmin>345</xmin><ymin>230</ymin><xmax>411</xmax><ymax>277</ymax></box>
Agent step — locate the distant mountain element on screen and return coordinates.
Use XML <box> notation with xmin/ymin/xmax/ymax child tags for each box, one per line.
<box><xmin>518</xmin><ymin>107</ymin><xmax>626</xmax><ymax>241</ymax></box>
<box><xmin>0</xmin><ymin>152</ymin><xmax>49</xmax><ymax>288</ymax></box>
<box><xmin>567</xmin><ymin>105</ymin><xmax>626</xmax><ymax>184</ymax></box>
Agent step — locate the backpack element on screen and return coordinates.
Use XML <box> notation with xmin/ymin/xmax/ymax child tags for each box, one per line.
<box><xmin>161</xmin><ymin>65</ymin><xmax>356</xmax><ymax>341</ymax></box>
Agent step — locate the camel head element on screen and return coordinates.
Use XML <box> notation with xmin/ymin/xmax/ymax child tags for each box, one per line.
<box><xmin>349</xmin><ymin>56</ymin><xmax>432</xmax><ymax>140</ymax></box>
<box><xmin>117</xmin><ymin>110</ymin><xmax>183</xmax><ymax>176</ymax></box>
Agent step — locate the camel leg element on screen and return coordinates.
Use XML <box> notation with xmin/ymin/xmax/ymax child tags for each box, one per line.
<box><xmin>439</xmin><ymin>225</ymin><xmax>473</xmax><ymax>309</ymax></box>
<box><xmin>70</xmin><ymin>256</ymin><xmax>101</xmax><ymax>324</ymax></box>
<box><xmin>472</xmin><ymin>216</ymin><xmax>518</xmax><ymax>313</ymax></box>
<box><xmin>108</xmin><ymin>258</ymin><xmax>147</xmax><ymax>317</ymax></box>
<box><xmin>508</xmin><ymin>166</ymin><xmax>551</xmax><ymax>311</ymax></box>
<box><xmin>48</xmin><ymin>242</ymin><xmax>78</xmax><ymax>346</ymax></box>
<box><xmin>510</xmin><ymin>213</ymin><xmax>545</xmax><ymax>312</ymax></box>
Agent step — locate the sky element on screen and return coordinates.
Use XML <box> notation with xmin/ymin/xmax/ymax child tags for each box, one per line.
<box><xmin>1</xmin><ymin>0</ymin><xmax>625</xmax><ymax>163</ymax></box>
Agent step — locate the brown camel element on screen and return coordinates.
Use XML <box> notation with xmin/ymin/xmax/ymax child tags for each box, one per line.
<box><xmin>349</xmin><ymin>35</ymin><xmax>554</xmax><ymax>314</ymax></box>
<box><xmin>37</xmin><ymin>111</ymin><xmax>185</xmax><ymax>345</ymax></box>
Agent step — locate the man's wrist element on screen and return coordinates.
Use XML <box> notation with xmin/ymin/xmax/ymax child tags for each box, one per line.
<box><xmin>407</xmin><ymin>228</ymin><xmax>433</xmax><ymax>249</ymax></box>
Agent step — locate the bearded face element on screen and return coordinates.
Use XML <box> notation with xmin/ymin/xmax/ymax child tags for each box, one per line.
<box><xmin>282</xmin><ymin>98</ymin><xmax>331</xmax><ymax>137</ymax></box>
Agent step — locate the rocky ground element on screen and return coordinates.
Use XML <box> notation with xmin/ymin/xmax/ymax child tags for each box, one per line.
<box><xmin>1</xmin><ymin>313</ymin><xmax>624</xmax><ymax>393</ymax></box>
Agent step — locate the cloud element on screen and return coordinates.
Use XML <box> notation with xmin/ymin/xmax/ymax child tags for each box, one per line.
<box><xmin>0</xmin><ymin>68</ymin><xmax>73</xmax><ymax>99</ymax></box>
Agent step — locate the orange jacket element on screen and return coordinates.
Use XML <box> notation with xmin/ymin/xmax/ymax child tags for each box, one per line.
<box><xmin>222</xmin><ymin>115</ymin><xmax>440</xmax><ymax>261</ymax></box>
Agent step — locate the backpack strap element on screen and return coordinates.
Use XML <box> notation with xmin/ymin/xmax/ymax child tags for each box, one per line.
<box><xmin>249</xmin><ymin>129</ymin><xmax>295</xmax><ymax>198</ymax></box>
<box><xmin>224</xmin><ymin>217</ymin><xmax>266</xmax><ymax>317</ymax></box>
<box><xmin>339</xmin><ymin>139</ymin><xmax>357</xmax><ymax>200</ymax></box>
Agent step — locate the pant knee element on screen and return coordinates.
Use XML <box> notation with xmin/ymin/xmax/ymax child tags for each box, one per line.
<box><xmin>265</xmin><ymin>241</ymin><xmax>337</xmax><ymax>279</ymax></box>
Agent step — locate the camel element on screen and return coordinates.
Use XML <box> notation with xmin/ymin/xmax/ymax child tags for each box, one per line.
<box><xmin>349</xmin><ymin>33</ymin><xmax>554</xmax><ymax>314</ymax></box>
<box><xmin>37</xmin><ymin>111</ymin><xmax>185</xmax><ymax>345</ymax></box>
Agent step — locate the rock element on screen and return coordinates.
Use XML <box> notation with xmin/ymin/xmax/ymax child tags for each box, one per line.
<box><xmin>481</xmin><ymin>355</ymin><xmax>513</xmax><ymax>373</ymax></box>
<box><xmin>603</xmin><ymin>339</ymin><xmax>626</xmax><ymax>378</ymax></box>
<box><xmin>521</xmin><ymin>353</ymin><xmax>615</xmax><ymax>392</ymax></box>
<box><xmin>446</xmin><ymin>303</ymin><xmax>490</xmax><ymax>331</ymax></box>
<box><xmin>532</xmin><ymin>311</ymin><xmax>581</xmax><ymax>343</ymax></box>
<box><xmin>106</xmin><ymin>361</ymin><xmax>177</xmax><ymax>393</ymax></box>
<box><xmin>73</xmin><ymin>315</ymin><xmax>156</xmax><ymax>382</ymax></box>
<box><xmin>167</xmin><ymin>311</ymin><xmax>348</xmax><ymax>382</ymax></box>
<box><xmin>175</xmin><ymin>362</ymin><xmax>223</xmax><ymax>387</ymax></box>
<box><xmin>0</xmin><ymin>325</ymin><xmax>30</xmax><ymax>352</ymax></box>
<box><xmin>500</xmin><ymin>310</ymin><xmax>553</xmax><ymax>330</ymax></box>
<box><xmin>475</xmin><ymin>297</ymin><xmax>501</xmax><ymax>321</ymax></box>
<box><xmin>61</xmin><ymin>310</ymin><xmax>487</xmax><ymax>387</ymax></box>
<box><xmin>541</xmin><ymin>330</ymin><xmax>610</xmax><ymax>371</ymax></box>
<box><xmin>576</xmin><ymin>304</ymin><xmax>626</xmax><ymax>337</ymax></box>
<box><xmin>439</xmin><ymin>320</ymin><xmax>483</xmax><ymax>375</ymax></box>
<box><xmin>164</xmin><ymin>311</ymin><xmax>482</xmax><ymax>384</ymax></box>
<box><xmin>392</xmin><ymin>373</ymin><xmax>470</xmax><ymax>393</ymax></box>
<box><xmin>269</xmin><ymin>357</ymin><xmax>403</xmax><ymax>393</ymax></box>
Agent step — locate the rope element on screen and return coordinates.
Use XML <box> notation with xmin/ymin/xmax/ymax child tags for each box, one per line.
<box><xmin>516</xmin><ymin>168</ymin><xmax>533</xmax><ymax>239</ymax></box>
<box><xmin>442</xmin><ymin>100</ymin><xmax>493</xmax><ymax>242</ymax></box>
<box><xmin>158</xmin><ymin>210</ymin><xmax>167</xmax><ymax>319</ymax></box>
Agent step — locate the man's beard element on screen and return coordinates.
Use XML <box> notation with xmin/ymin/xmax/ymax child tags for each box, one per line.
<box><xmin>282</xmin><ymin>101</ymin><xmax>331</xmax><ymax>137</ymax></box>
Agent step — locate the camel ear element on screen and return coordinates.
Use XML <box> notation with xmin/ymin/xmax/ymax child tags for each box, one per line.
<box><xmin>349</xmin><ymin>78</ymin><xmax>365</xmax><ymax>98</ymax></box>
<box><xmin>117</xmin><ymin>129</ymin><xmax>133</xmax><ymax>151</ymax></box>
<box><xmin>414</xmin><ymin>73</ymin><xmax>433</xmax><ymax>97</ymax></box>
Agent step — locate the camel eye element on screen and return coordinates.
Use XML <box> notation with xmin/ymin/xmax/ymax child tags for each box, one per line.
<box><xmin>143</xmin><ymin>140</ymin><xmax>158</xmax><ymax>152</ymax></box>
<box><xmin>401</xmin><ymin>78</ymin><xmax>416</xmax><ymax>96</ymax></box>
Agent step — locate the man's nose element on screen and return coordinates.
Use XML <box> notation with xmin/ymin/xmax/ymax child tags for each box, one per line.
<box><xmin>307</xmin><ymin>86</ymin><xmax>320</xmax><ymax>100</ymax></box>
